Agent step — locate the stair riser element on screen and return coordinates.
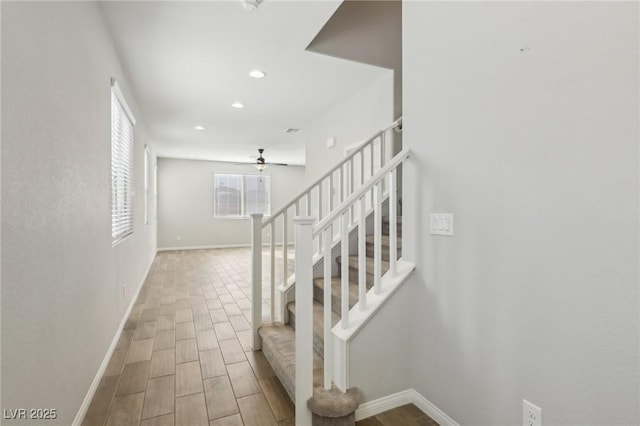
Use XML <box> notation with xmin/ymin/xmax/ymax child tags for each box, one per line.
<box><xmin>382</xmin><ymin>222</ymin><xmax>402</xmax><ymax>235</ymax></box>
<box><xmin>365</xmin><ymin>244</ymin><xmax>403</xmax><ymax>260</ymax></box>
<box><xmin>312</xmin><ymin>283</ymin><xmax>357</xmax><ymax>316</ymax></box>
<box><xmin>348</xmin><ymin>265</ymin><xmax>376</xmax><ymax>286</ymax></box>
<box><xmin>287</xmin><ymin>309</ymin><xmax>326</xmax><ymax>357</ymax></box>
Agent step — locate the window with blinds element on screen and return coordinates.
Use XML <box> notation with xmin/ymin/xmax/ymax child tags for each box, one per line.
<box><xmin>214</xmin><ymin>174</ymin><xmax>270</xmax><ymax>218</ymax></box>
<box><xmin>111</xmin><ymin>80</ymin><xmax>136</xmax><ymax>244</ymax></box>
<box><xmin>144</xmin><ymin>145</ymin><xmax>150</xmax><ymax>225</ymax></box>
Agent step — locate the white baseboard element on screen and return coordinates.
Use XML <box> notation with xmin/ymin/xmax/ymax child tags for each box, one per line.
<box><xmin>355</xmin><ymin>389</ymin><xmax>415</xmax><ymax>421</ymax></box>
<box><xmin>72</xmin><ymin>251</ymin><xmax>156</xmax><ymax>426</ymax></box>
<box><xmin>158</xmin><ymin>243</ymin><xmax>250</xmax><ymax>251</ymax></box>
<box><xmin>411</xmin><ymin>389</ymin><xmax>459</xmax><ymax>426</ymax></box>
<box><xmin>355</xmin><ymin>389</ymin><xmax>459</xmax><ymax>426</ymax></box>
<box><xmin>157</xmin><ymin>242</ymin><xmax>294</xmax><ymax>251</ymax></box>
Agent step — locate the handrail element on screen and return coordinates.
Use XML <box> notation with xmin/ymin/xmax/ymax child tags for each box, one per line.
<box><xmin>262</xmin><ymin>117</ymin><xmax>402</xmax><ymax>227</ymax></box>
<box><xmin>313</xmin><ymin>148</ymin><xmax>410</xmax><ymax>236</ymax></box>
<box><xmin>295</xmin><ymin>146</ymin><xmax>409</xmax><ymax>404</ymax></box>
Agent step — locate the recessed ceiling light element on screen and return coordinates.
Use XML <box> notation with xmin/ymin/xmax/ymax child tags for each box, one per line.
<box><xmin>189</xmin><ymin>154</ymin><xmax>196</xmax><ymax>157</ymax></box>
<box><xmin>249</xmin><ymin>70</ymin><xmax>266</xmax><ymax>79</ymax></box>
<box><xmin>194</xmin><ymin>126</ymin><xmax>205</xmax><ymax>130</ymax></box>
<box><xmin>232</xmin><ymin>102</ymin><xmax>245</xmax><ymax>109</ymax></box>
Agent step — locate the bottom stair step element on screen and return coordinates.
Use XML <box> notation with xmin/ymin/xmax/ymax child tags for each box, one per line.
<box><xmin>259</xmin><ymin>324</ymin><xmax>324</xmax><ymax>403</ymax></box>
<box><xmin>259</xmin><ymin>324</ymin><xmax>362</xmax><ymax>425</ymax></box>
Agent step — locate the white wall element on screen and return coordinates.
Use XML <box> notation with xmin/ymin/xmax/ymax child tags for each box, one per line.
<box><xmin>403</xmin><ymin>2</ymin><xmax>639</xmax><ymax>425</ymax></box>
<box><xmin>1</xmin><ymin>3</ymin><xmax>157</xmax><ymax>425</ymax></box>
<box><xmin>304</xmin><ymin>71</ymin><xmax>395</xmax><ymax>184</ymax></box>
<box><xmin>157</xmin><ymin>158</ymin><xmax>305</xmax><ymax>249</ymax></box>
<box><xmin>348</xmin><ymin>279</ymin><xmax>411</xmax><ymax>402</ymax></box>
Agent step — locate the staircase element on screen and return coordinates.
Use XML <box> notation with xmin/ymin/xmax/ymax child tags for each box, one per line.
<box><xmin>249</xmin><ymin>119</ymin><xmax>414</xmax><ymax>425</ymax></box>
<box><xmin>259</xmin><ymin>216</ymin><xmax>402</xmax><ymax>401</ymax></box>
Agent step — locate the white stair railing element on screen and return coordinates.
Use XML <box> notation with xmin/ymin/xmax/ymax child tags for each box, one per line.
<box><xmin>250</xmin><ymin>118</ymin><xmax>402</xmax><ymax>349</ymax></box>
<box><xmin>294</xmin><ymin>148</ymin><xmax>410</xmax><ymax>418</ymax></box>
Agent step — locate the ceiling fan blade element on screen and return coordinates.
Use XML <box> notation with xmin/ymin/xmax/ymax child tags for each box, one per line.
<box><xmin>267</xmin><ymin>162</ymin><xmax>288</xmax><ymax>166</ymax></box>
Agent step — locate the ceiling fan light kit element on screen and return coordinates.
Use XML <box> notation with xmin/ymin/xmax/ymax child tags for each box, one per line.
<box><xmin>255</xmin><ymin>148</ymin><xmax>268</xmax><ymax>171</ymax></box>
<box><xmin>251</xmin><ymin>148</ymin><xmax>290</xmax><ymax>171</ymax></box>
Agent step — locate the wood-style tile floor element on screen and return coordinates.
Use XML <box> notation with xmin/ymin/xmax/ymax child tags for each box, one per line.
<box><xmin>82</xmin><ymin>248</ymin><xmax>437</xmax><ymax>426</ymax></box>
<box><xmin>357</xmin><ymin>404</ymin><xmax>439</xmax><ymax>426</ymax></box>
<box><xmin>82</xmin><ymin>248</ymin><xmax>294</xmax><ymax>426</ymax></box>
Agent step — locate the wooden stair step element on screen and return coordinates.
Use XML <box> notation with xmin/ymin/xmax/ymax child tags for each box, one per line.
<box><xmin>365</xmin><ymin>234</ymin><xmax>402</xmax><ymax>248</ymax></box>
<box><xmin>287</xmin><ymin>301</ymin><xmax>339</xmax><ymax>357</ymax></box>
<box><xmin>336</xmin><ymin>255</ymin><xmax>389</xmax><ymax>272</ymax></box>
<box><xmin>382</xmin><ymin>215</ymin><xmax>402</xmax><ymax>235</ymax></box>
<box><xmin>312</xmin><ymin>276</ymin><xmax>363</xmax><ymax>315</ymax></box>
<box><xmin>365</xmin><ymin>234</ymin><xmax>403</xmax><ymax>259</ymax></box>
<box><xmin>258</xmin><ymin>324</ymin><xmax>324</xmax><ymax>403</ymax></box>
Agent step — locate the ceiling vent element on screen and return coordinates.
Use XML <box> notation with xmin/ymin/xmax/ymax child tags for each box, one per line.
<box><xmin>241</xmin><ymin>0</ymin><xmax>263</xmax><ymax>11</ymax></box>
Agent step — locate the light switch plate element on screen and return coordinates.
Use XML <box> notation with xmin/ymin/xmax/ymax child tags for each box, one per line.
<box><xmin>430</xmin><ymin>213</ymin><xmax>453</xmax><ymax>236</ymax></box>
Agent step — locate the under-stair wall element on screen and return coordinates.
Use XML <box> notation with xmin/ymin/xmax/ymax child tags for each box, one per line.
<box><xmin>348</xmin><ymin>279</ymin><xmax>412</xmax><ymax>404</ymax></box>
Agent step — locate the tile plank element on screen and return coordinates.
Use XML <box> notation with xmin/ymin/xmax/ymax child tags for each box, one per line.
<box><xmin>127</xmin><ymin>339</ymin><xmax>154</xmax><ymax>363</ymax></box>
<box><xmin>105</xmin><ymin>392</ymin><xmax>145</xmax><ymax>426</ymax></box>
<box><xmin>200</xmin><ymin>349</ymin><xmax>227</xmax><ymax>379</ymax></box>
<box><xmin>196</xmin><ymin>329</ymin><xmax>219</xmax><ymax>351</ymax></box>
<box><xmin>219</xmin><ymin>339</ymin><xmax>246</xmax><ymax>365</ymax></box>
<box><xmin>141</xmin><ymin>414</ymin><xmax>174</xmax><ymax>426</ymax></box>
<box><xmin>176</xmin><ymin>338</ymin><xmax>199</xmax><ymax>364</ymax></box>
<box><xmin>116</xmin><ymin>361</ymin><xmax>150</xmax><ymax>396</ymax></box>
<box><xmin>176</xmin><ymin>393</ymin><xmax>208</xmax><ymax>426</ymax></box>
<box><xmin>259</xmin><ymin>377</ymin><xmax>294</xmax><ymax>421</ymax></box>
<box><xmin>154</xmin><ymin>329</ymin><xmax>176</xmax><ymax>351</ymax></box>
<box><xmin>213</xmin><ymin>323</ymin><xmax>236</xmax><ymax>341</ymax></box>
<box><xmin>175</xmin><ymin>322</ymin><xmax>196</xmax><ymax>341</ymax></box>
<box><xmin>237</xmin><ymin>393</ymin><xmax>278</xmax><ymax>426</ymax></box>
<box><xmin>227</xmin><ymin>361</ymin><xmax>261</xmax><ymax>398</ymax></box>
<box><xmin>244</xmin><ymin>350</ymin><xmax>275</xmax><ymax>379</ymax></box>
<box><xmin>149</xmin><ymin>348</ymin><xmax>175</xmax><ymax>378</ymax></box>
<box><xmin>142</xmin><ymin>375</ymin><xmax>175</xmax><ymax>419</ymax></box>
<box><xmin>176</xmin><ymin>360</ymin><xmax>204</xmax><ymax>397</ymax></box>
<box><xmin>203</xmin><ymin>376</ymin><xmax>238</xmax><ymax>420</ymax></box>
<box><xmin>209</xmin><ymin>413</ymin><xmax>243</xmax><ymax>426</ymax></box>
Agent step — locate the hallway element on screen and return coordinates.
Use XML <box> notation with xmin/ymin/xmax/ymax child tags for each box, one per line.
<box><xmin>82</xmin><ymin>248</ymin><xmax>294</xmax><ymax>426</ymax></box>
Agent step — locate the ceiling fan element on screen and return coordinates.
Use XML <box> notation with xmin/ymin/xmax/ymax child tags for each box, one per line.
<box><xmin>253</xmin><ymin>148</ymin><xmax>288</xmax><ymax>171</ymax></box>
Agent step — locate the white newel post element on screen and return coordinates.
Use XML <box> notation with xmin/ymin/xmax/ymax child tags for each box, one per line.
<box><xmin>251</xmin><ymin>213</ymin><xmax>263</xmax><ymax>350</ymax></box>
<box><xmin>294</xmin><ymin>216</ymin><xmax>315</xmax><ymax>426</ymax></box>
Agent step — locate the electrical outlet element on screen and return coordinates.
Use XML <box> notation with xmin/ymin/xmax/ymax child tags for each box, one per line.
<box><xmin>176</xmin><ymin>235</ymin><xmax>181</xmax><ymax>241</ymax></box>
<box><xmin>522</xmin><ymin>399</ymin><xmax>542</xmax><ymax>426</ymax></box>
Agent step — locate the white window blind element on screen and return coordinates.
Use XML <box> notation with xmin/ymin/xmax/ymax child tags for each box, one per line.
<box><xmin>214</xmin><ymin>174</ymin><xmax>242</xmax><ymax>217</ymax></box>
<box><xmin>111</xmin><ymin>80</ymin><xmax>135</xmax><ymax>244</ymax></box>
<box><xmin>244</xmin><ymin>175</ymin><xmax>270</xmax><ymax>216</ymax></box>
<box><xmin>214</xmin><ymin>174</ymin><xmax>270</xmax><ymax>217</ymax></box>
<box><xmin>144</xmin><ymin>145</ymin><xmax>150</xmax><ymax>225</ymax></box>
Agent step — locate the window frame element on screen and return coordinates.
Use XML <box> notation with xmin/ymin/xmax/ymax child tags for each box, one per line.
<box><xmin>111</xmin><ymin>79</ymin><xmax>136</xmax><ymax>245</ymax></box>
<box><xmin>143</xmin><ymin>145</ymin><xmax>150</xmax><ymax>226</ymax></box>
<box><xmin>213</xmin><ymin>173</ymin><xmax>271</xmax><ymax>219</ymax></box>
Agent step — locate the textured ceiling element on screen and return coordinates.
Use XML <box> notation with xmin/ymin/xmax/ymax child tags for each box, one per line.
<box><xmin>99</xmin><ymin>1</ymin><xmax>390</xmax><ymax>165</ymax></box>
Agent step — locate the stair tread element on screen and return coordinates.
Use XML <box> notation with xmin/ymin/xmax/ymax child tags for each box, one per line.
<box><xmin>365</xmin><ymin>234</ymin><xmax>402</xmax><ymax>248</ymax></box>
<box><xmin>336</xmin><ymin>254</ymin><xmax>390</xmax><ymax>272</ymax></box>
<box><xmin>313</xmin><ymin>276</ymin><xmax>361</xmax><ymax>298</ymax></box>
<box><xmin>259</xmin><ymin>324</ymin><xmax>324</xmax><ymax>402</ymax></box>
<box><xmin>287</xmin><ymin>300</ymin><xmax>340</xmax><ymax>329</ymax></box>
<box><xmin>382</xmin><ymin>215</ymin><xmax>402</xmax><ymax>224</ymax></box>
